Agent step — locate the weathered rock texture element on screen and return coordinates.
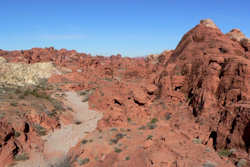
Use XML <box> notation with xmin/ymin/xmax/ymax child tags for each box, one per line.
<box><xmin>0</xmin><ymin>19</ymin><xmax>249</xmax><ymax>167</ymax></box>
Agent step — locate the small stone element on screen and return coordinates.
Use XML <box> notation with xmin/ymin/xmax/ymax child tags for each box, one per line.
<box><xmin>77</xmin><ymin>69</ymin><xmax>82</xmax><ymax>73</ymax></box>
<box><xmin>205</xmin><ymin>147</ymin><xmax>211</xmax><ymax>152</ymax></box>
<box><xmin>236</xmin><ymin>159</ymin><xmax>247</xmax><ymax>167</ymax></box>
<box><xmin>229</xmin><ymin>148</ymin><xmax>236</xmax><ymax>154</ymax></box>
<box><xmin>192</xmin><ymin>138</ymin><xmax>202</xmax><ymax>144</ymax></box>
<box><xmin>203</xmin><ymin>161</ymin><xmax>217</xmax><ymax>167</ymax></box>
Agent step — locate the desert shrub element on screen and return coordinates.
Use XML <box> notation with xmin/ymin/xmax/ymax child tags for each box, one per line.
<box><xmin>14</xmin><ymin>153</ymin><xmax>29</xmax><ymax>161</ymax></box>
<box><xmin>75</xmin><ymin>121</ymin><xmax>82</xmax><ymax>125</ymax></box>
<box><xmin>47</xmin><ymin>110</ymin><xmax>57</xmax><ymax>117</ymax></box>
<box><xmin>150</xmin><ymin>118</ymin><xmax>158</xmax><ymax>124</ymax></box>
<box><xmin>14</xmin><ymin>131</ymin><xmax>21</xmax><ymax>138</ymax></box>
<box><xmin>81</xmin><ymin>139</ymin><xmax>88</xmax><ymax>145</ymax></box>
<box><xmin>79</xmin><ymin>90</ymin><xmax>89</xmax><ymax>96</ymax></box>
<box><xmin>114</xmin><ymin>147</ymin><xmax>122</xmax><ymax>153</ymax></box>
<box><xmin>14</xmin><ymin>89</ymin><xmax>22</xmax><ymax>94</ymax></box>
<box><xmin>10</xmin><ymin>102</ymin><xmax>18</xmax><ymax>107</ymax></box>
<box><xmin>146</xmin><ymin>135</ymin><xmax>153</xmax><ymax>140</ymax></box>
<box><xmin>218</xmin><ymin>149</ymin><xmax>233</xmax><ymax>157</ymax></box>
<box><xmin>34</xmin><ymin>124</ymin><xmax>47</xmax><ymax>136</ymax></box>
<box><xmin>78</xmin><ymin>158</ymin><xmax>90</xmax><ymax>165</ymax></box>
<box><xmin>110</xmin><ymin>133</ymin><xmax>125</xmax><ymax>144</ymax></box>
<box><xmin>22</xmin><ymin>88</ymin><xmax>49</xmax><ymax>99</ymax></box>
<box><xmin>110</xmin><ymin>128</ymin><xmax>118</xmax><ymax>131</ymax></box>
<box><xmin>165</xmin><ymin>112</ymin><xmax>172</xmax><ymax>120</ymax></box>
<box><xmin>138</xmin><ymin>125</ymin><xmax>146</xmax><ymax>130</ymax></box>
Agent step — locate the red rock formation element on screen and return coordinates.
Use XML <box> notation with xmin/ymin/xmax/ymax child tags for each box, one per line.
<box><xmin>0</xmin><ymin>19</ymin><xmax>249</xmax><ymax>166</ymax></box>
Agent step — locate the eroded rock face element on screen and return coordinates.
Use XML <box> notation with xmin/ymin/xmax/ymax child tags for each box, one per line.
<box><xmin>159</xmin><ymin>19</ymin><xmax>250</xmax><ymax>153</ymax></box>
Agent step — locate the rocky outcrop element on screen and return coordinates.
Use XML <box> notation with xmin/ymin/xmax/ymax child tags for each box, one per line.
<box><xmin>200</xmin><ymin>18</ymin><xmax>218</xmax><ymax>29</ymax></box>
<box><xmin>226</xmin><ymin>29</ymin><xmax>246</xmax><ymax>42</ymax></box>
<box><xmin>159</xmin><ymin>19</ymin><xmax>250</xmax><ymax>154</ymax></box>
<box><xmin>0</xmin><ymin>57</ymin><xmax>58</xmax><ymax>87</ymax></box>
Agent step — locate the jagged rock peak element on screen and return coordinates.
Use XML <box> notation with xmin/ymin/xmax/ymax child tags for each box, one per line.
<box><xmin>199</xmin><ymin>19</ymin><xmax>218</xmax><ymax>29</ymax></box>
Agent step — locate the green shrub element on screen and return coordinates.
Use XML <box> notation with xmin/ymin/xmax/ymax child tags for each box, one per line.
<box><xmin>218</xmin><ymin>149</ymin><xmax>233</xmax><ymax>157</ymax></box>
<box><xmin>150</xmin><ymin>118</ymin><xmax>158</xmax><ymax>124</ymax></box>
<box><xmin>114</xmin><ymin>147</ymin><xmax>122</xmax><ymax>153</ymax></box>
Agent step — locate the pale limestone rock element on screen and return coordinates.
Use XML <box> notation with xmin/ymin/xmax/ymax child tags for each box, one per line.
<box><xmin>0</xmin><ymin>61</ymin><xmax>57</xmax><ymax>87</ymax></box>
<box><xmin>226</xmin><ymin>28</ymin><xmax>246</xmax><ymax>42</ymax></box>
<box><xmin>0</xmin><ymin>57</ymin><xmax>7</xmax><ymax>64</ymax></box>
<box><xmin>200</xmin><ymin>19</ymin><xmax>218</xmax><ymax>29</ymax></box>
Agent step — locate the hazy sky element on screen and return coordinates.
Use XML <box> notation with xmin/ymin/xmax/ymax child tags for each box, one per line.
<box><xmin>0</xmin><ymin>0</ymin><xmax>249</xmax><ymax>57</ymax></box>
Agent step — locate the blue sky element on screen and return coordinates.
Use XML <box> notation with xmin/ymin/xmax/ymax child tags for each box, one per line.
<box><xmin>0</xmin><ymin>0</ymin><xmax>249</xmax><ymax>57</ymax></box>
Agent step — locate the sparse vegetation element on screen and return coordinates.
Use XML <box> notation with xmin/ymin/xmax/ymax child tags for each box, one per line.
<box><xmin>138</xmin><ymin>125</ymin><xmax>146</xmax><ymax>130</ymax></box>
<box><xmin>114</xmin><ymin>147</ymin><xmax>122</xmax><ymax>153</ymax></box>
<box><xmin>110</xmin><ymin>128</ymin><xmax>118</xmax><ymax>131</ymax></box>
<box><xmin>147</xmin><ymin>122</ymin><xmax>157</xmax><ymax>130</ymax></box>
<box><xmin>146</xmin><ymin>118</ymin><xmax>158</xmax><ymax>130</ymax></box>
<box><xmin>146</xmin><ymin>135</ymin><xmax>153</xmax><ymax>140</ymax></box>
<box><xmin>14</xmin><ymin>131</ymin><xmax>21</xmax><ymax>138</ymax></box>
<box><xmin>165</xmin><ymin>112</ymin><xmax>172</xmax><ymax>120</ymax></box>
<box><xmin>81</xmin><ymin>139</ymin><xmax>88</xmax><ymax>145</ymax></box>
<box><xmin>78</xmin><ymin>158</ymin><xmax>90</xmax><ymax>166</ymax></box>
<box><xmin>34</xmin><ymin>124</ymin><xmax>47</xmax><ymax>136</ymax></box>
<box><xmin>110</xmin><ymin>133</ymin><xmax>126</xmax><ymax>144</ymax></box>
<box><xmin>75</xmin><ymin>121</ymin><xmax>82</xmax><ymax>125</ymax></box>
<box><xmin>218</xmin><ymin>149</ymin><xmax>233</xmax><ymax>157</ymax></box>
<box><xmin>10</xmin><ymin>102</ymin><xmax>18</xmax><ymax>107</ymax></box>
<box><xmin>47</xmin><ymin>110</ymin><xmax>57</xmax><ymax>117</ymax></box>
<box><xmin>125</xmin><ymin>156</ymin><xmax>130</xmax><ymax>160</ymax></box>
<box><xmin>14</xmin><ymin>153</ymin><xmax>29</xmax><ymax>161</ymax></box>
<box><xmin>150</xmin><ymin>118</ymin><xmax>158</xmax><ymax>124</ymax></box>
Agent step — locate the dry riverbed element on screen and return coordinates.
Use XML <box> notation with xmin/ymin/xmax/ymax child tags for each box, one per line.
<box><xmin>14</xmin><ymin>91</ymin><xmax>102</xmax><ymax>167</ymax></box>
